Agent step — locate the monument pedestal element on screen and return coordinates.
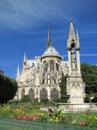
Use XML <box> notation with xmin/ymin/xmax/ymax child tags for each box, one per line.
<box><xmin>57</xmin><ymin>103</ymin><xmax>97</xmax><ymax>112</ymax></box>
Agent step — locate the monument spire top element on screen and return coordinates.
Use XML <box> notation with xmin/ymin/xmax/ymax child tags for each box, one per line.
<box><xmin>69</xmin><ymin>19</ymin><xmax>75</xmax><ymax>40</ymax></box>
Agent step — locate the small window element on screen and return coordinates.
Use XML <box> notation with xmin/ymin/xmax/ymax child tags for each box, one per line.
<box><xmin>42</xmin><ymin>78</ymin><xmax>45</xmax><ymax>84</ymax></box>
<box><xmin>44</xmin><ymin>63</ymin><xmax>48</xmax><ymax>72</ymax></box>
<box><xmin>56</xmin><ymin>63</ymin><xmax>59</xmax><ymax>71</ymax></box>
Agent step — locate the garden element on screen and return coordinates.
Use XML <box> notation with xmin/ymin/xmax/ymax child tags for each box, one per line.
<box><xmin>0</xmin><ymin>101</ymin><xmax>97</xmax><ymax>130</ymax></box>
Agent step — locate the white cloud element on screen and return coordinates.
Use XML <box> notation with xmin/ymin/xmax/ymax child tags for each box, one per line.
<box><xmin>0</xmin><ymin>0</ymin><xmax>70</xmax><ymax>30</ymax></box>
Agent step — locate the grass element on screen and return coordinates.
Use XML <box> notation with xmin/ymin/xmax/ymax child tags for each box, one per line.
<box><xmin>0</xmin><ymin>117</ymin><xmax>95</xmax><ymax>130</ymax></box>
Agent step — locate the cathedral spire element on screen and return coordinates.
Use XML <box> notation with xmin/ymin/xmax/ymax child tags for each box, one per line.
<box><xmin>69</xmin><ymin>18</ymin><xmax>75</xmax><ymax>40</ymax></box>
<box><xmin>16</xmin><ymin>64</ymin><xmax>20</xmax><ymax>77</ymax></box>
<box><xmin>47</xmin><ymin>23</ymin><xmax>52</xmax><ymax>48</ymax></box>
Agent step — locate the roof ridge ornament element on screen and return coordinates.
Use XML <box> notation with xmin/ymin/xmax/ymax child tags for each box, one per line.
<box><xmin>23</xmin><ymin>52</ymin><xmax>27</xmax><ymax>63</ymax></box>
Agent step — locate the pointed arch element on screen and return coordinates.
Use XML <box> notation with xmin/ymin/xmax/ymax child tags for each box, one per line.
<box><xmin>51</xmin><ymin>88</ymin><xmax>59</xmax><ymax>101</ymax></box>
<box><xmin>50</xmin><ymin>60</ymin><xmax>54</xmax><ymax>71</ymax></box>
<box><xmin>28</xmin><ymin>88</ymin><xmax>35</xmax><ymax>101</ymax></box>
<box><xmin>71</xmin><ymin>84</ymin><xmax>75</xmax><ymax>89</ymax></box>
<box><xmin>77</xmin><ymin>84</ymin><xmax>81</xmax><ymax>89</ymax></box>
<box><xmin>40</xmin><ymin>88</ymin><xmax>47</xmax><ymax>99</ymax></box>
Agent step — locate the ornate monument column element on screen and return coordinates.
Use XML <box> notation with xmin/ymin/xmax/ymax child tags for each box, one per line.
<box><xmin>67</xmin><ymin>19</ymin><xmax>85</xmax><ymax>104</ymax></box>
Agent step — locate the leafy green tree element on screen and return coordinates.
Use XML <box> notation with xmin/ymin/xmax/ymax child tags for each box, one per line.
<box><xmin>58</xmin><ymin>63</ymin><xmax>97</xmax><ymax>103</ymax></box>
<box><xmin>59</xmin><ymin>74</ymin><xmax>69</xmax><ymax>103</ymax></box>
<box><xmin>81</xmin><ymin>63</ymin><xmax>97</xmax><ymax>102</ymax></box>
<box><xmin>0</xmin><ymin>71</ymin><xmax>18</xmax><ymax>103</ymax></box>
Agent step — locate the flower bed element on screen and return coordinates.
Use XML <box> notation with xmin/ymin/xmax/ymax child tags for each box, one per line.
<box><xmin>15</xmin><ymin>114</ymin><xmax>39</xmax><ymax>121</ymax></box>
<box><xmin>0</xmin><ymin>103</ymin><xmax>97</xmax><ymax>128</ymax></box>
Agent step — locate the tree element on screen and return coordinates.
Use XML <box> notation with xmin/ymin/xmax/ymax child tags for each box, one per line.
<box><xmin>0</xmin><ymin>70</ymin><xmax>4</xmax><ymax>73</ymax></box>
<box><xmin>0</xmin><ymin>71</ymin><xmax>18</xmax><ymax>103</ymax></box>
<box><xmin>58</xmin><ymin>63</ymin><xmax>97</xmax><ymax>103</ymax></box>
<box><xmin>81</xmin><ymin>63</ymin><xmax>97</xmax><ymax>102</ymax></box>
<box><xmin>59</xmin><ymin>74</ymin><xmax>69</xmax><ymax>103</ymax></box>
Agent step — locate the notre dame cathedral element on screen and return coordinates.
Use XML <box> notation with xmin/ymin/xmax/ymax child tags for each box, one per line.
<box><xmin>16</xmin><ymin>20</ymin><xmax>85</xmax><ymax>104</ymax></box>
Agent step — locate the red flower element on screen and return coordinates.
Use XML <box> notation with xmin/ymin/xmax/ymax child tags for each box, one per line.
<box><xmin>79</xmin><ymin>122</ymin><xmax>88</xmax><ymax>127</ymax></box>
<box><xmin>15</xmin><ymin>114</ymin><xmax>40</xmax><ymax>121</ymax></box>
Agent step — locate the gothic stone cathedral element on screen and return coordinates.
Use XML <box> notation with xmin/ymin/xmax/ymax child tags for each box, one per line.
<box><xmin>16</xmin><ymin>20</ymin><xmax>85</xmax><ymax>104</ymax></box>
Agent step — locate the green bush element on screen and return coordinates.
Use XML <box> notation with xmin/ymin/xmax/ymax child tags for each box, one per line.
<box><xmin>21</xmin><ymin>95</ymin><xmax>31</xmax><ymax>102</ymax></box>
<box><xmin>34</xmin><ymin>98</ymin><xmax>38</xmax><ymax>102</ymax></box>
<box><xmin>84</xmin><ymin>94</ymin><xmax>90</xmax><ymax>103</ymax></box>
<box><xmin>47</xmin><ymin>101</ymin><xmax>56</xmax><ymax>107</ymax></box>
<box><xmin>40</xmin><ymin>99</ymin><xmax>49</xmax><ymax>104</ymax></box>
<box><xmin>54</xmin><ymin>96</ymin><xmax>70</xmax><ymax>103</ymax></box>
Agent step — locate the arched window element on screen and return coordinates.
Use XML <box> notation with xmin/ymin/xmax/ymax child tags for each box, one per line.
<box><xmin>29</xmin><ymin>89</ymin><xmax>35</xmax><ymax>101</ymax></box>
<box><xmin>56</xmin><ymin>63</ymin><xmax>59</xmax><ymax>71</ymax></box>
<box><xmin>40</xmin><ymin>88</ymin><xmax>47</xmax><ymax>99</ymax></box>
<box><xmin>42</xmin><ymin>78</ymin><xmax>45</xmax><ymax>84</ymax></box>
<box><xmin>44</xmin><ymin>63</ymin><xmax>48</xmax><ymax>72</ymax></box>
<box><xmin>50</xmin><ymin>60</ymin><xmax>54</xmax><ymax>72</ymax></box>
<box><xmin>21</xmin><ymin>89</ymin><xmax>25</xmax><ymax>98</ymax></box>
<box><xmin>51</xmin><ymin>88</ymin><xmax>59</xmax><ymax>101</ymax></box>
<box><xmin>53</xmin><ymin>78</ymin><xmax>56</xmax><ymax>83</ymax></box>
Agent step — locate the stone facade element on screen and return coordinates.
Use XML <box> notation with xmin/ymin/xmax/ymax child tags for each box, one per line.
<box><xmin>16</xmin><ymin>20</ymin><xmax>85</xmax><ymax>103</ymax></box>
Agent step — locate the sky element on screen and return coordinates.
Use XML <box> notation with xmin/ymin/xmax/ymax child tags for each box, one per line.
<box><xmin>0</xmin><ymin>0</ymin><xmax>97</xmax><ymax>79</ymax></box>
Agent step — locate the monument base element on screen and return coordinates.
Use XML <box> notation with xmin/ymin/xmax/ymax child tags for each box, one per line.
<box><xmin>57</xmin><ymin>103</ymin><xmax>97</xmax><ymax>112</ymax></box>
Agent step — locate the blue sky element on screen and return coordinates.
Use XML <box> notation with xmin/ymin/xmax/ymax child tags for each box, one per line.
<box><xmin>0</xmin><ymin>0</ymin><xmax>97</xmax><ymax>79</ymax></box>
